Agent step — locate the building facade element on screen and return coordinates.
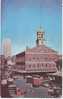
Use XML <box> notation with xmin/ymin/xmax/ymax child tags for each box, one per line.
<box><xmin>25</xmin><ymin>45</ymin><xmax>58</xmax><ymax>72</ymax></box>
<box><xmin>15</xmin><ymin>52</ymin><xmax>25</xmax><ymax>70</ymax></box>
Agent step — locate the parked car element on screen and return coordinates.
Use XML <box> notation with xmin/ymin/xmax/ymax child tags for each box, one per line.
<box><xmin>48</xmin><ymin>86</ymin><xmax>61</xmax><ymax>97</ymax></box>
<box><xmin>26</xmin><ymin>75</ymin><xmax>32</xmax><ymax>83</ymax></box>
<box><xmin>42</xmin><ymin>81</ymin><xmax>50</xmax><ymax>88</ymax></box>
<box><xmin>32</xmin><ymin>77</ymin><xmax>42</xmax><ymax>87</ymax></box>
<box><xmin>48</xmin><ymin>82</ymin><xmax>62</xmax><ymax>98</ymax></box>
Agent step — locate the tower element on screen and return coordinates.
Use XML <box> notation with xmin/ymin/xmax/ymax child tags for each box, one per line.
<box><xmin>3</xmin><ymin>38</ymin><xmax>12</xmax><ymax>58</ymax></box>
<box><xmin>36</xmin><ymin>26</ymin><xmax>45</xmax><ymax>46</ymax></box>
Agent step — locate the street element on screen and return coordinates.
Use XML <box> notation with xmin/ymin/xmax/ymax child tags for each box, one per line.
<box><xmin>24</xmin><ymin>86</ymin><xmax>52</xmax><ymax>98</ymax></box>
<box><xmin>14</xmin><ymin>78</ymin><xmax>53</xmax><ymax>98</ymax></box>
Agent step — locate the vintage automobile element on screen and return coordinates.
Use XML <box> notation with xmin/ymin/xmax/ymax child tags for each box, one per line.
<box><xmin>48</xmin><ymin>86</ymin><xmax>61</xmax><ymax>97</ymax></box>
<box><xmin>26</xmin><ymin>75</ymin><xmax>32</xmax><ymax>83</ymax></box>
<box><xmin>48</xmin><ymin>81</ymin><xmax>62</xmax><ymax>98</ymax></box>
<box><xmin>42</xmin><ymin>80</ymin><xmax>50</xmax><ymax>88</ymax></box>
<box><xmin>32</xmin><ymin>77</ymin><xmax>42</xmax><ymax>87</ymax></box>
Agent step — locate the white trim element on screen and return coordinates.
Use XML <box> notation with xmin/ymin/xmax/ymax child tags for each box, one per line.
<box><xmin>25</xmin><ymin>61</ymin><xmax>56</xmax><ymax>64</ymax></box>
<box><xmin>26</xmin><ymin>52</ymin><xmax>57</xmax><ymax>55</ymax></box>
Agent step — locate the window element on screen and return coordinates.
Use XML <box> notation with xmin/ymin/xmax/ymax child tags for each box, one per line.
<box><xmin>29</xmin><ymin>65</ymin><xmax>31</xmax><ymax>68</ymax></box>
<box><xmin>37</xmin><ymin>64</ymin><xmax>40</xmax><ymax>68</ymax></box>
<box><xmin>33</xmin><ymin>57</ymin><xmax>35</xmax><ymax>60</ymax></box>
<box><xmin>37</xmin><ymin>57</ymin><xmax>39</xmax><ymax>60</ymax></box>
<box><xmin>46</xmin><ymin>64</ymin><xmax>47</xmax><ymax>67</ymax></box>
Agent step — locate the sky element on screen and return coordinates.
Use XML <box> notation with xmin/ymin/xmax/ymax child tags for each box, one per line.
<box><xmin>1</xmin><ymin>0</ymin><xmax>62</xmax><ymax>55</ymax></box>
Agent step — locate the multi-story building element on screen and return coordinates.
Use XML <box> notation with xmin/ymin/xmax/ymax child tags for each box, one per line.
<box><xmin>3</xmin><ymin>38</ymin><xmax>12</xmax><ymax>58</ymax></box>
<box><xmin>15</xmin><ymin>28</ymin><xmax>59</xmax><ymax>73</ymax></box>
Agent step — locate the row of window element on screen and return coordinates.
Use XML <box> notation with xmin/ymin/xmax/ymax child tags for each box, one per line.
<box><xmin>27</xmin><ymin>64</ymin><xmax>56</xmax><ymax>68</ymax></box>
<box><xmin>28</xmin><ymin>57</ymin><xmax>56</xmax><ymax>61</ymax></box>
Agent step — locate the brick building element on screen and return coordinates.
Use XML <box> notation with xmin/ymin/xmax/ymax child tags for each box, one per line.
<box><xmin>15</xmin><ymin>28</ymin><xmax>59</xmax><ymax>73</ymax></box>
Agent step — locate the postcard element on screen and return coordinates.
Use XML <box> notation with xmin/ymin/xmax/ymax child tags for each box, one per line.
<box><xmin>0</xmin><ymin>0</ymin><xmax>62</xmax><ymax>98</ymax></box>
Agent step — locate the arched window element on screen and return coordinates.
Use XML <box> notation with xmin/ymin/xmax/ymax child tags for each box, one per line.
<box><xmin>46</xmin><ymin>64</ymin><xmax>47</xmax><ymax>67</ymax></box>
<box><xmin>29</xmin><ymin>65</ymin><xmax>31</xmax><ymax>68</ymax></box>
<box><xmin>37</xmin><ymin>57</ymin><xmax>39</xmax><ymax>60</ymax></box>
<box><xmin>33</xmin><ymin>57</ymin><xmax>35</xmax><ymax>60</ymax></box>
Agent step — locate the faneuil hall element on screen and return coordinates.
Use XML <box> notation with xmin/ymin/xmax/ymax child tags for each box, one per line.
<box><xmin>14</xmin><ymin>27</ymin><xmax>60</xmax><ymax>74</ymax></box>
